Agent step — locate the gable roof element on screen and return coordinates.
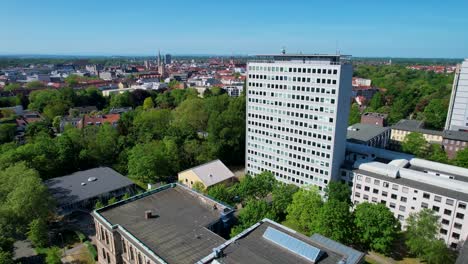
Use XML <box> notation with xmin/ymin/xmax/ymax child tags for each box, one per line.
<box><xmin>180</xmin><ymin>159</ymin><xmax>234</xmax><ymax>187</ymax></box>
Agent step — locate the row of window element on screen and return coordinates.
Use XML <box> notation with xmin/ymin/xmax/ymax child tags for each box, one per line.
<box><xmin>249</xmin><ymin>74</ymin><xmax>338</xmax><ymax>85</ymax></box>
<box><xmin>248</xmin><ymin>65</ymin><xmax>338</xmax><ymax>75</ymax></box>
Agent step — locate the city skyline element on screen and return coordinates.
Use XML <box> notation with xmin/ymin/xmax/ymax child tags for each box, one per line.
<box><xmin>2</xmin><ymin>0</ymin><xmax>468</xmax><ymax>58</ymax></box>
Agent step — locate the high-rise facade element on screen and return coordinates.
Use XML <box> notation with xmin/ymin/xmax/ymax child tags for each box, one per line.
<box><xmin>245</xmin><ymin>54</ymin><xmax>352</xmax><ymax>190</ymax></box>
<box><xmin>165</xmin><ymin>54</ymin><xmax>172</xmax><ymax>64</ymax></box>
<box><xmin>446</xmin><ymin>59</ymin><xmax>468</xmax><ymax>132</ymax></box>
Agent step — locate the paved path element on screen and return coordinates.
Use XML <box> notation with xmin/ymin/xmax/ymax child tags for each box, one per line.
<box><xmin>366</xmin><ymin>252</ymin><xmax>395</xmax><ymax>264</ymax></box>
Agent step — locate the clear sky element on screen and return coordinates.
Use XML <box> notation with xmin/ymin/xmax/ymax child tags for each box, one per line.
<box><xmin>1</xmin><ymin>0</ymin><xmax>467</xmax><ymax>58</ymax></box>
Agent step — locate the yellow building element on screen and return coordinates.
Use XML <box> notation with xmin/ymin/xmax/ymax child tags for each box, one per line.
<box><xmin>178</xmin><ymin>159</ymin><xmax>235</xmax><ymax>189</ymax></box>
<box><xmin>390</xmin><ymin>119</ymin><xmax>443</xmax><ymax>149</ymax></box>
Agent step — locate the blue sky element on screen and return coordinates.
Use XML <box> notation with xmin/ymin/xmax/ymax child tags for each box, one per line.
<box><xmin>1</xmin><ymin>0</ymin><xmax>467</xmax><ymax>57</ymax></box>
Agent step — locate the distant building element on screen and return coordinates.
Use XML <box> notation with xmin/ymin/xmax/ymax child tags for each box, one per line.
<box><xmin>390</xmin><ymin>119</ymin><xmax>443</xmax><ymax>149</ymax></box>
<box><xmin>78</xmin><ymin>114</ymin><xmax>120</xmax><ymax>128</ymax></box>
<box><xmin>200</xmin><ymin>218</ymin><xmax>365</xmax><ymax>264</ymax></box>
<box><xmin>342</xmin><ymin>143</ymin><xmax>468</xmax><ymax>248</ymax></box>
<box><xmin>70</xmin><ymin>106</ymin><xmax>98</xmax><ymax>116</ymax></box>
<box><xmin>178</xmin><ymin>159</ymin><xmax>235</xmax><ymax>189</ymax></box>
<box><xmin>347</xmin><ymin>123</ymin><xmax>391</xmax><ymax>148</ymax></box>
<box><xmin>361</xmin><ymin>112</ymin><xmax>387</xmax><ymax>127</ymax></box>
<box><xmin>92</xmin><ymin>183</ymin><xmax>234</xmax><ymax>264</ymax></box>
<box><xmin>59</xmin><ymin>116</ymin><xmax>82</xmax><ymax>132</ymax></box>
<box><xmin>165</xmin><ymin>54</ymin><xmax>172</xmax><ymax>64</ymax></box>
<box><xmin>443</xmin><ymin>130</ymin><xmax>468</xmax><ymax>159</ymax></box>
<box><xmin>99</xmin><ymin>71</ymin><xmax>116</xmax><ymax>80</ymax></box>
<box><xmin>109</xmin><ymin>107</ymin><xmax>132</xmax><ymax>115</ymax></box>
<box><xmin>446</xmin><ymin>59</ymin><xmax>468</xmax><ymax>132</ymax></box>
<box><xmin>223</xmin><ymin>84</ymin><xmax>243</xmax><ymax>97</ymax></box>
<box><xmin>46</xmin><ymin>167</ymin><xmax>136</xmax><ymax>215</ymax></box>
<box><xmin>352</xmin><ymin>77</ymin><xmax>372</xmax><ymax>87</ymax></box>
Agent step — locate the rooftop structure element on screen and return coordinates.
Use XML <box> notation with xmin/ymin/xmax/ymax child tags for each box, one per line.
<box><xmin>178</xmin><ymin>159</ymin><xmax>235</xmax><ymax>189</ymax></box>
<box><xmin>46</xmin><ymin>167</ymin><xmax>135</xmax><ymax>214</ymax></box>
<box><xmin>360</xmin><ymin>112</ymin><xmax>387</xmax><ymax>127</ymax></box>
<box><xmin>347</xmin><ymin>123</ymin><xmax>391</xmax><ymax>148</ymax></box>
<box><xmin>199</xmin><ymin>218</ymin><xmax>364</xmax><ymax>264</ymax></box>
<box><xmin>251</xmin><ymin>54</ymin><xmax>351</xmax><ymax>65</ymax></box>
<box><xmin>93</xmin><ymin>183</ymin><xmax>234</xmax><ymax>264</ymax></box>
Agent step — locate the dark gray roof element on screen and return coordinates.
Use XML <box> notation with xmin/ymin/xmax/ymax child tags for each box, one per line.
<box><xmin>209</xmin><ymin>220</ymin><xmax>350</xmax><ymax>264</ymax></box>
<box><xmin>45</xmin><ymin>167</ymin><xmax>134</xmax><ymax>207</ymax></box>
<box><xmin>347</xmin><ymin>123</ymin><xmax>390</xmax><ymax>142</ymax></box>
<box><xmin>96</xmin><ymin>185</ymin><xmax>228</xmax><ymax>264</ymax></box>
<box><xmin>353</xmin><ymin>168</ymin><xmax>468</xmax><ymax>202</ymax></box>
<box><xmin>443</xmin><ymin>130</ymin><xmax>468</xmax><ymax>142</ymax></box>
<box><xmin>310</xmin><ymin>234</ymin><xmax>365</xmax><ymax>264</ymax></box>
<box><xmin>391</xmin><ymin>119</ymin><xmax>443</xmax><ymax>136</ymax></box>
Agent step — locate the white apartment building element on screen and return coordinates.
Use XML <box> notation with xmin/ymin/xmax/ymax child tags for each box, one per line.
<box><xmin>341</xmin><ymin>143</ymin><xmax>468</xmax><ymax>248</ymax></box>
<box><xmin>246</xmin><ymin>54</ymin><xmax>352</xmax><ymax>190</ymax></box>
<box><xmin>446</xmin><ymin>59</ymin><xmax>468</xmax><ymax>131</ymax></box>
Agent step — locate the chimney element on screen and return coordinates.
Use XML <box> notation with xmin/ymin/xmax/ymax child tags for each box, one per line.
<box><xmin>145</xmin><ymin>210</ymin><xmax>153</xmax><ymax>219</ymax></box>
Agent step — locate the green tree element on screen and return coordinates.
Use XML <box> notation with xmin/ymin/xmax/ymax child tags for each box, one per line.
<box><xmin>423</xmin><ymin>99</ymin><xmax>448</xmax><ymax>130</ymax></box>
<box><xmin>0</xmin><ymin>124</ymin><xmax>16</xmax><ymax>144</ymax></box>
<box><xmin>285</xmin><ymin>186</ymin><xmax>323</xmax><ymax>235</ymax></box>
<box><xmin>354</xmin><ymin>203</ymin><xmax>400</xmax><ymax>254</ymax></box>
<box><xmin>271</xmin><ymin>183</ymin><xmax>298</xmax><ymax>221</ymax></box>
<box><xmin>107</xmin><ymin>197</ymin><xmax>118</xmax><ymax>205</ymax></box>
<box><xmin>133</xmin><ymin>109</ymin><xmax>172</xmax><ymax>142</ymax></box>
<box><xmin>0</xmin><ymin>251</ymin><xmax>14</xmax><ymax>264</ymax></box>
<box><xmin>128</xmin><ymin>139</ymin><xmax>180</xmax><ymax>183</ymax></box>
<box><xmin>45</xmin><ymin>247</ymin><xmax>62</xmax><ymax>264</ymax></box>
<box><xmin>406</xmin><ymin>209</ymin><xmax>439</xmax><ymax>257</ymax></box>
<box><xmin>369</xmin><ymin>92</ymin><xmax>384</xmax><ymax>110</ymax></box>
<box><xmin>43</xmin><ymin>101</ymin><xmax>70</xmax><ymax>120</ymax></box>
<box><xmin>349</xmin><ymin>103</ymin><xmax>360</xmax><ymax>125</ymax></box>
<box><xmin>324</xmin><ymin>181</ymin><xmax>352</xmax><ymax>205</ymax></box>
<box><xmin>427</xmin><ymin>144</ymin><xmax>448</xmax><ymax>164</ymax></box>
<box><xmin>0</xmin><ymin>163</ymin><xmax>52</xmax><ymax>237</ymax></box>
<box><xmin>27</xmin><ymin>218</ymin><xmax>48</xmax><ymax>248</ymax></box>
<box><xmin>143</xmin><ymin>97</ymin><xmax>154</xmax><ymax>110</ymax></box>
<box><xmin>173</xmin><ymin>98</ymin><xmax>208</xmax><ymax>133</ymax></box>
<box><xmin>25</xmin><ymin>81</ymin><xmax>46</xmax><ymax>90</ymax></box>
<box><xmin>316</xmin><ymin>200</ymin><xmax>354</xmax><ymax>244</ymax></box>
<box><xmin>192</xmin><ymin>181</ymin><xmax>205</xmax><ymax>193</ymax></box>
<box><xmin>453</xmin><ymin>148</ymin><xmax>468</xmax><ymax>168</ymax></box>
<box><xmin>0</xmin><ymin>237</ymin><xmax>14</xmax><ymax>264</ymax></box>
<box><xmin>3</xmin><ymin>83</ymin><xmax>21</xmax><ymax>92</ymax></box>
<box><xmin>207</xmin><ymin>184</ymin><xmax>234</xmax><ymax>205</ymax></box>
<box><xmin>402</xmin><ymin>132</ymin><xmax>428</xmax><ymax>157</ymax></box>
<box><xmin>94</xmin><ymin>200</ymin><xmax>104</xmax><ymax>210</ymax></box>
<box><xmin>231</xmin><ymin>199</ymin><xmax>275</xmax><ymax>237</ymax></box>
<box><xmin>235</xmin><ymin>171</ymin><xmax>276</xmax><ymax>201</ymax></box>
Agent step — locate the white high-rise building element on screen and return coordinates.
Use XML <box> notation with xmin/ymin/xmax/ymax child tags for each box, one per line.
<box><xmin>245</xmin><ymin>54</ymin><xmax>352</xmax><ymax>190</ymax></box>
<box><xmin>446</xmin><ymin>59</ymin><xmax>468</xmax><ymax>132</ymax></box>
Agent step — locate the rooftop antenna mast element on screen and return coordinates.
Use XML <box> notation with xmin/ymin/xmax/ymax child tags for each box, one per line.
<box><xmin>335</xmin><ymin>40</ymin><xmax>340</xmax><ymax>55</ymax></box>
<box><xmin>281</xmin><ymin>46</ymin><xmax>286</xmax><ymax>55</ymax></box>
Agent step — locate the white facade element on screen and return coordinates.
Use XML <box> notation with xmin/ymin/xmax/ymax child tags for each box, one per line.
<box><xmin>246</xmin><ymin>54</ymin><xmax>352</xmax><ymax>190</ymax></box>
<box><xmin>342</xmin><ymin>143</ymin><xmax>468</xmax><ymax>248</ymax></box>
<box><xmin>446</xmin><ymin>59</ymin><xmax>468</xmax><ymax>131</ymax></box>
